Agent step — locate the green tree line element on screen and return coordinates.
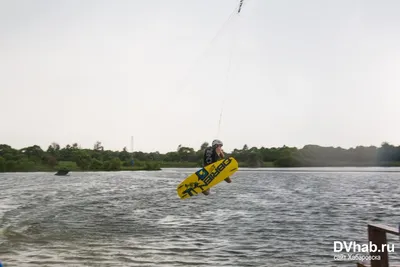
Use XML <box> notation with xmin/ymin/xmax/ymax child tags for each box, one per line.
<box><xmin>0</xmin><ymin>141</ymin><xmax>399</xmax><ymax>172</ymax></box>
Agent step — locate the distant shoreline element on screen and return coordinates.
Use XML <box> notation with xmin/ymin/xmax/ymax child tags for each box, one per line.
<box><xmin>1</xmin><ymin>141</ymin><xmax>400</xmax><ymax>173</ymax></box>
<box><xmin>2</xmin><ymin>164</ymin><xmax>400</xmax><ymax>174</ymax></box>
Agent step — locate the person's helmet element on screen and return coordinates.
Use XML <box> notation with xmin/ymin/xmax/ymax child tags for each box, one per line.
<box><xmin>212</xmin><ymin>139</ymin><xmax>223</xmax><ymax>147</ymax></box>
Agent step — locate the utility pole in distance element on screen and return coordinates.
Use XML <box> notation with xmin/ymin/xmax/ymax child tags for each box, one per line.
<box><xmin>130</xmin><ymin>136</ymin><xmax>134</xmax><ymax>167</ymax></box>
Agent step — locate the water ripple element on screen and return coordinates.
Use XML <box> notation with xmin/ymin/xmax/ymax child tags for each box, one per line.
<box><xmin>0</xmin><ymin>169</ymin><xmax>400</xmax><ymax>266</ymax></box>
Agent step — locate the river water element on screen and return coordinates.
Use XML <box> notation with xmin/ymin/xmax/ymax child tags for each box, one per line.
<box><xmin>1</xmin><ymin>167</ymin><xmax>400</xmax><ymax>267</ymax></box>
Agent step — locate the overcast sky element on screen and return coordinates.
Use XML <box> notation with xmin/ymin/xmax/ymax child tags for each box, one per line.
<box><xmin>1</xmin><ymin>0</ymin><xmax>399</xmax><ymax>153</ymax></box>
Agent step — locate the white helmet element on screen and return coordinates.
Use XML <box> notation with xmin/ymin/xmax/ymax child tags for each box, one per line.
<box><xmin>212</xmin><ymin>139</ymin><xmax>223</xmax><ymax>147</ymax></box>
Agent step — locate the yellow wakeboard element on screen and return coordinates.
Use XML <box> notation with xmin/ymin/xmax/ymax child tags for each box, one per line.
<box><xmin>176</xmin><ymin>157</ymin><xmax>239</xmax><ymax>199</ymax></box>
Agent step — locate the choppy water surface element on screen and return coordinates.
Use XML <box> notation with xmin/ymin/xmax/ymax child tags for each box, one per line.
<box><xmin>1</xmin><ymin>167</ymin><xmax>400</xmax><ymax>267</ymax></box>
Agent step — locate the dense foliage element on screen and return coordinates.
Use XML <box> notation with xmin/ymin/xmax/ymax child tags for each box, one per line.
<box><xmin>0</xmin><ymin>141</ymin><xmax>399</xmax><ymax>172</ymax></box>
